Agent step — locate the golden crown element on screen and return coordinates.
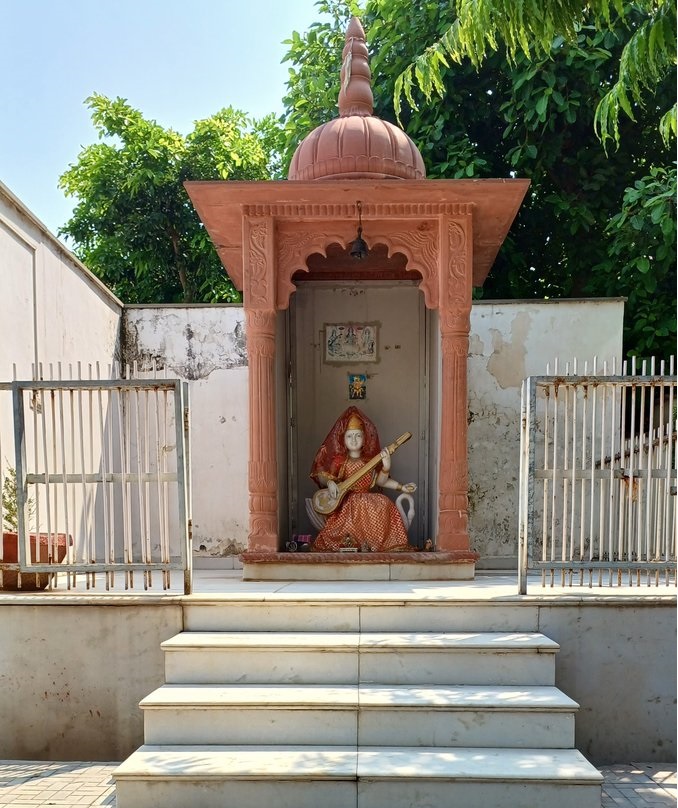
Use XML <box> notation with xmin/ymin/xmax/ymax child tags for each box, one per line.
<box><xmin>346</xmin><ymin>413</ymin><xmax>363</xmax><ymax>431</ymax></box>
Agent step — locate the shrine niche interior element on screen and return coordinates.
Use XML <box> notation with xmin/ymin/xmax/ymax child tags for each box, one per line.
<box><xmin>185</xmin><ymin>16</ymin><xmax>528</xmax><ymax>579</ymax></box>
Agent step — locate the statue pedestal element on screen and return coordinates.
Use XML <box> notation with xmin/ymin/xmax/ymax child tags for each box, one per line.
<box><xmin>240</xmin><ymin>551</ymin><xmax>477</xmax><ymax>581</ymax></box>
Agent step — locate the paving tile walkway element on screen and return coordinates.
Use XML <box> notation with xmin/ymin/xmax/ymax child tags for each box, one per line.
<box><xmin>0</xmin><ymin>759</ymin><xmax>674</xmax><ymax>806</ymax></box>
<box><xmin>600</xmin><ymin>762</ymin><xmax>676</xmax><ymax>807</ymax></box>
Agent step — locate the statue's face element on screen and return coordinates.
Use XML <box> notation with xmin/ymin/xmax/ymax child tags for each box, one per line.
<box><xmin>344</xmin><ymin>428</ymin><xmax>364</xmax><ymax>452</ymax></box>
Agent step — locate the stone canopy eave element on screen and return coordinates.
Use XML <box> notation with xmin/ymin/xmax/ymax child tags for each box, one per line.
<box><xmin>184</xmin><ymin>177</ymin><xmax>530</xmax><ymax>291</ymax></box>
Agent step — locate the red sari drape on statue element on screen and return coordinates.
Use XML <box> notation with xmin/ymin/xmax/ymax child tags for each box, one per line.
<box><xmin>310</xmin><ymin>407</ymin><xmax>413</xmax><ymax>552</ymax></box>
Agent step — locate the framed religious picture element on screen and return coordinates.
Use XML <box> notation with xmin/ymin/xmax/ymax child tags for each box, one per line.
<box><xmin>324</xmin><ymin>322</ymin><xmax>378</xmax><ymax>364</ymax></box>
<box><xmin>348</xmin><ymin>373</ymin><xmax>367</xmax><ymax>400</ymax></box>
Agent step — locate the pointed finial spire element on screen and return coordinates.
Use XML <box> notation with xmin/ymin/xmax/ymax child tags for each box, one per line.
<box><xmin>338</xmin><ymin>17</ymin><xmax>373</xmax><ymax>117</ymax></box>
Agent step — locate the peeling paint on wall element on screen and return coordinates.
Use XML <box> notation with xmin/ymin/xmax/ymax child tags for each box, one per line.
<box><xmin>486</xmin><ymin>311</ymin><xmax>530</xmax><ymax>389</ymax></box>
<box><xmin>122</xmin><ymin>309</ymin><xmax>247</xmax><ymax>380</ymax></box>
<box><xmin>469</xmin><ymin>300</ymin><xmax>624</xmax><ymax>567</ymax></box>
<box><xmin>121</xmin><ymin>307</ymin><xmax>250</xmax><ymax>558</ymax></box>
<box><xmin>468</xmin><ymin>333</ymin><xmax>485</xmax><ymax>356</ymax></box>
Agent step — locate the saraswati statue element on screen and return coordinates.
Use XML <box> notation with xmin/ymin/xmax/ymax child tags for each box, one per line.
<box><xmin>310</xmin><ymin>407</ymin><xmax>417</xmax><ymax>552</ymax></box>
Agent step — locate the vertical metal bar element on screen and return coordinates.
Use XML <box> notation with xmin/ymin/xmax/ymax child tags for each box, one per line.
<box><xmin>125</xmin><ymin>370</ymin><xmax>134</xmax><ymax>589</ymax></box>
<box><xmin>550</xmin><ymin>379</ymin><xmax>560</xmax><ymax>587</ymax></box>
<box><xmin>68</xmin><ymin>366</ymin><xmax>76</xmax><ymax>589</ymax></box>
<box><xmin>55</xmin><ymin>368</ymin><xmax>69</xmax><ymax>591</ymax></box>
<box><xmin>541</xmin><ymin>383</ymin><xmax>550</xmax><ymax>587</ymax></box>
<box><xmin>95</xmin><ymin>375</ymin><xmax>111</xmax><ymax>590</ymax></box>
<box><xmin>526</xmin><ymin>378</ymin><xmax>538</xmax><ymax>591</ymax></box>
<box><xmin>10</xmin><ymin>370</ymin><xmax>22</xmax><ymax>587</ymax></box>
<box><xmin>116</xmin><ymin>383</ymin><xmax>131</xmax><ymax>588</ymax></box>
<box><xmin>12</xmin><ymin>383</ymin><xmax>28</xmax><ymax>587</ymax></box>
<box><xmin>645</xmin><ymin>360</ymin><xmax>656</xmax><ymax>581</ymax></box>
<box><xmin>561</xmin><ymin>370</ymin><xmax>570</xmax><ymax>586</ymax></box>
<box><xmin>173</xmin><ymin>381</ymin><xmax>191</xmax><ymax>595</ymax></box>
<box><xmin>617</xmin><ymin>376</ymin><xmax>628</xmax><ymax>584</ymax></box>
<box><xmin>607</xmin><ymin>378</ymin><xmax>617</xmax><ymax>586</ymax></box>
<box><xmin>183</xmin><ymin>381</ymin><xmax>192</xmax><ymax>595</ymax></box>
<box><xmin>76</xmin><ymin>366</ymin><xmax>88</xmax><ymax>579</ymax></box>
<box><xmin>49</xmin><ymin>368</ymin><xmax>59</xmax><ymax>573</ymax></box>
<box><xmin>153</xmin><ymin>387</ymin><xmax>166</xmax><ymax>586</ymax></box>
<box><xmin>597</xmin><ymin>371</ymin><xmax>607</xmax><ymax>586</ymax></box>
<box><xmin>86</xmin><ymin>365</ymin><xmax>95</xmax><ymax>588</ymax></box>
<box><xmin>107</xmin><ymin>384</ymin><xmax>116</xmax><ymax>588</ymax></box>
<box><xmin>610</xmin><ymin>356</ymin><xmax>619</xmax><ymax>586</ymax></box>
<box><xmin>588</xmin><ymin>363</ymin><xmax>598</xmax><ymax>587</ymax></box>
<box><xmin>656</xmin><ymin>365</ymin><xmax>666</xmax><ymax>580</ymax></box>
<box><xmin>518</xmin><ymin>379</ymin><xmax>529</xmax><ymax>595</ymax></box>
<box><xmin>636</xmin><ymin>360</ymin><xmax>647</xmax><ymax>580</ymax></box>
<box><xmin>162</xmin><ymin>386</ymin><xmax>170</xmax><ymax>585</ymax></box>
<box><xmin>32</xmin><ymin>365</ymin><xmax>41</xmax><ymax>580</ymax></box>
<box><xmin>40</xmin><ymin>384</ymin><xmax>53</xmax><ymax>570</ymax></box>
<box><xmin>579</xmin><ymin>365</ymin><xmax>589</xmax><ymax>586</ymax></box>
<box><xmin>620</xmin><ymin>360</ymin><xmax>627</xmax><ymax>585</ymax></box>
<box><xmin>569</xmin><ymin>370</ymin><xmax>579</xmax><ymax>585</ymax></box>
<box><xmin>132</xmin><ymin>376</ymin><xmax>147</xmax><ymax>589</ymax></box>
<box><xmin>667</xmin><ymin>358</ymin><xmax>676</xmax><ymax>582</ymax></box>
<box><xmin>143</xmin><ymin>384</ymin><xmax>152</xmax><ymax>587</ymax></box>
<box><xmin>627</xmin><ymin>358</ymin><xmax>637</xmax><ymax>585</ymax></box>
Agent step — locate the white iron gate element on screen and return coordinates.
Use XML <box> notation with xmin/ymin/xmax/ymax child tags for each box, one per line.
<box><xmin>519</xmin><ymin>359</ymin><xmax>677</xmax><ymax>592</ymax></box>
<box><xmin>1</xmin><ymin>377</ymin><xmax>192</xmax><ymax>592</ymax></box>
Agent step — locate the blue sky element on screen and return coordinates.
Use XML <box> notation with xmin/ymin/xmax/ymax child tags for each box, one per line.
<box><xmin>1</xmin><ymin>0</ymin><xmax>325</xmax><ymax>236</ymax></box>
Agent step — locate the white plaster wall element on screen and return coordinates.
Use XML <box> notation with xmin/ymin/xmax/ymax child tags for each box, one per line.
<box><xmin>540</xmin><ymin>602</ymin><xmax>676</xmax><ymax>764</ymax></box>
<box><xmin>468</xmin><ymin>299</ymin><xmax>624</xmax><ymax>567</ymax></box>
<box><xmin>0</xmin><ymin>602</ymin><xmax>182</xmax><ymax>760</ymax></box>
<box><xmin>123</xmin><ymin>306</ymin><xmax>249</xmax><ymax>560</ymax></box>
<box><xmin>0</xmin><ymin>182</ymin><xmax>122</xmax><ymax>383</ymax></box>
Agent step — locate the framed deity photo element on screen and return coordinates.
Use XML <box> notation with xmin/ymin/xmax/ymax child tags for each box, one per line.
<box><xmin>324</xmin><ymin>323</ymin><xmax>378</xmax><ymax>364</ymax></box>
<box><xmin>348</xmin><ymin>373</ymin><xmax>367</xmax><ymax>400</ymax></box>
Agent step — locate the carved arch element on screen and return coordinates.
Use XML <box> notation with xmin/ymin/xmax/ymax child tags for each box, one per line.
<box><xmin>275</xmin><ymin>221</ymin><xmax>440</xmax><ymax>310</ymax></box>
<box><xmin>362</xmin><ymin>227</ymin><xmax>439</xmax><ymax>309</ymax></box>
<box><xmin>276</xmin><ymin>227</ymin><xmax>353</xmax><ymax>308</ymax></box>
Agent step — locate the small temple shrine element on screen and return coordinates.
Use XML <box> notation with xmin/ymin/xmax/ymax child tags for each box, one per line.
<box><xmin>186</xmin><ymin>17</ymin><xmax>529</xmax><ymax>580</ymax></box>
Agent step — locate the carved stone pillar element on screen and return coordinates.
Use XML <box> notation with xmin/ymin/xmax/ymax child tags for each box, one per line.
<box><xmin>243</xmin><ymin>216</ymin><xmax>278</xmax><ymax>551</ymax></box>
<box><xmin>437</xmin><ymin>215</ymin><xmax>473</xmax><ymax>552</ymax></box>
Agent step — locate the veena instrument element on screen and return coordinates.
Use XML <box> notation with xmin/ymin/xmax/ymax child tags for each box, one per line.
<box><xmin>312</xmin><ymin>432</ymin><xmax>412</xmax><ymax>516</ymax></box>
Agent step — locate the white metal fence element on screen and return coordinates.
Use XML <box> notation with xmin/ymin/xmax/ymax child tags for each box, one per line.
<box><xmin>0</xmin><ymin>368</ymin><xmax>192</xmax><ymax>593</ymax></box>
<box><xmin>519</xmin><ymin>358</ymin><xmax>677</xmax><ymax>592</ymax></box>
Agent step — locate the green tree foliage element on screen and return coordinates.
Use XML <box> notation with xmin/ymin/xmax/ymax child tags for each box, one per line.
<box><xmin>390</xmin><ymin>0</ymin><xmax>676</xmax><ymax>150</ymax></box>
<box><xmin>281</xmin><ymin>1</ymin><xmax>676</xmax><ymax>358</ymax></box>
<box><xmin>593</xmin><ymin>165</ymin><xmax>676</xmax><ymax>356</ymax></box>
<box><xmin>59</xmin><ymin>94</ymin><xmax>279</xmax><ymax>304</ymax></box>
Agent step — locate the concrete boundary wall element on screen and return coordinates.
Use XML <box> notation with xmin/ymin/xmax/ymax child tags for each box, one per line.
<box><xmin>123</xmin><ymin>299</ymin><xmax>624</xmax><ymax>565</ymax></box>
<box><xmin>0</xmin><ymin>597</ymin><xmax>672</xmax><ymax>764</ymax></box>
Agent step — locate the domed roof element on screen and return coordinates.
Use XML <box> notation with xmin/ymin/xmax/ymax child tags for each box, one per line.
<box><xmin>287</xmin><ymin>17</ymin><xmax>426</xmax><ymax>182</ymax></box>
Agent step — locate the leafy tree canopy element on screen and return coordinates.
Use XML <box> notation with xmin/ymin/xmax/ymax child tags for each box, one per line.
<box><xmin>281</xmin><ymin>0</ymin><xmax>676</xmax><ymax>358</ymax></box>
<box><xmin>59</xmin><ymin>94</ymin><xmax>280</xmax><ymax>304</ymax></box>
<box><xmin>390</xmin><ymin>0</ymin><xmax>676</xmax><ymax>150</ymax></box>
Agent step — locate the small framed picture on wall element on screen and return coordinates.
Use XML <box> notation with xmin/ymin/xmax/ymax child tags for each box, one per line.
<box><xmin>348</xmin><ymin>373</ymin><xmax>367</xmax><ymax>400</ymax></box>
<box><xmin>324</xmin><ymin>322</ymin><xmax>378</xmax><ymax>364</ymax></box>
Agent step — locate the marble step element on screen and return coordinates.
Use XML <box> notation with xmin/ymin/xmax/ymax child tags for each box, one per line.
<box><xmin>162</xmin><ymin>631</ymin><xmax>559</xmax><ymax>686</ymax></box>
<box><xmin>114</xmin><ymin>744</ymin><xmax>603</xmax><ymax>808</ymax></box>
<box><xmin>141</xmin><ymin>683</ymin><xmax>577</xmax><ymax>747</ymax></box>
<box><xmin>183</xmin><ymin>599</ymin><xmax>541</xmax><ymax>633</ymax></box>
